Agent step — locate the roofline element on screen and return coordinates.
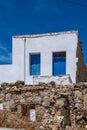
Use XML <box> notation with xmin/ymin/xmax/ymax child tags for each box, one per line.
<box><xmin>13</xmin><ymin>30</ymin><xmax>78</xmax><ymax>38</ymax></box>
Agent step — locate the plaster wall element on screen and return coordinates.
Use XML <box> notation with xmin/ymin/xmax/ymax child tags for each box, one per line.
<box><xmin>0</xmin><ymin>31</ymin><xmax>78</xmax><ymax>84</ymax></box>
<box><xmin>0</xmin><ymin>65</ymin><xmax>15</xmax><ymax>83</ymax></box>
<box><xmin>33</xmin><ymin>75</ymin><xmax>72</xmax><ymax>84</ymax></box>
<box><xmin>25</xmin><ymin>32</ymin><xmax>78</xmax><ymax>84</ymax></box>
<box><xmin>0</xmin><ymin>38</ymin><xmax>25</xmax><ymax>83</ymax></box>
<box><xmin>12</xmin><ymin>38</ymin><xmax>25</xmax><ymax>81</ymax></box>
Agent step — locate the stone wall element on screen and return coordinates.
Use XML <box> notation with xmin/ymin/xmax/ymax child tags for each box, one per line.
<box><xmin>76</xmin><ymin>40</ymin><xmax>87</xmax><ymax>82</ymax></box>
<box><xmin>0</xmin><ymin>81</ymin><xmax>87</xmax><ymax>130</ymax></box>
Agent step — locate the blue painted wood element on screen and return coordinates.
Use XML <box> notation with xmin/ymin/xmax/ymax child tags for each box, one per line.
<box><xmin>53</xmin><ymin>57</ymin><xmax>66</xmax><ymax>75</ymax></box>
<box><xmin>30</xmin><ymin>54</ymin><xmax>40</xmax><ymax>75</ymax></box>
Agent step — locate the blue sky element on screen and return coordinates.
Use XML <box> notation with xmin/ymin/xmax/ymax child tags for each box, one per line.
<box><xmin>0</xmin><ymin>0</ymin><xmax>87</xmax><ymax>64</ymax></box>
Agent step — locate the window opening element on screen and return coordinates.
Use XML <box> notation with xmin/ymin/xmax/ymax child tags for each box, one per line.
<box><xmin>53</xmin><ymin>52</ymin><xmax>66</xmax><ymax>75</ymax></box>
<box><xmin>30</xmin><ymin>54</ymin><xmax>40</xmax><ymax>75</ymax></box>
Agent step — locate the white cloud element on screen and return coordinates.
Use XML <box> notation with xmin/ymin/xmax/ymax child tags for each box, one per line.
<box><xmin>0</xmin><ymin>44</ymin><xmax>12</xmax><ymax>63</ymax></box>
<box><xmin>0</xmin><ymin>52</ymin><xmax>12</xmax><ymax>63</ymax></box>
<box><xmin>0</xmin><ymin>45</ymin><xmax>7</xmax><ymax>51</ymax></box>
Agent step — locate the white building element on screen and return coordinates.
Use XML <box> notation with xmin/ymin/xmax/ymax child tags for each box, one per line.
<box><xmin>0</xmin><ymin>30</ymin><xmax>86</xmax><ymax>84</ymax></box>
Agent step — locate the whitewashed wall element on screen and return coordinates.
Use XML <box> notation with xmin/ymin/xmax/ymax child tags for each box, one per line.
<box><xmin>33</xmin><ymin>75</ymin><xmax>72</xmax><ymax>85</ymax></box>
<box><xmin>25</xmin><ymin>31</ymin><xmax>78</xmax><ymax>84</ymax></box>
<box><xmin>0</xmin><ymin>31</ymin><xmax>78</xmax><ymax>84</ymax></box>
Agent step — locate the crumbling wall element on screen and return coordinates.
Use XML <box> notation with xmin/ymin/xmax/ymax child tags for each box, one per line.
<box><xmin>0</xmin><ymin>81</ymin><xmax>87</xmax><ymax>130</ymax></box>
<box><xmin>76</xmin><ymin>40</ymin><xmax>87</xmax><ymax>82</ymax></box>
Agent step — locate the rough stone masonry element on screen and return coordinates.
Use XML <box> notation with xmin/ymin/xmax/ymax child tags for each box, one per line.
<box><xmin>0</xmin><ymin>81</ymin><xmax>87</xmax><ymax>130</ymax></box>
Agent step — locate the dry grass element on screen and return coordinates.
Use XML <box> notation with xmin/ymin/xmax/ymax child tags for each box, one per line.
<box><xmin>0</xmin><ymin>110</ymin><xmax>36</xmax><ymax>130</ymax></box>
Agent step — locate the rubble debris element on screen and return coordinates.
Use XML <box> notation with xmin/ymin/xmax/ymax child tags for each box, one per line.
<box><xmin>0</xmin><ymin>81</ymin><xmax>87</xmax><ymax>130</ymax></box>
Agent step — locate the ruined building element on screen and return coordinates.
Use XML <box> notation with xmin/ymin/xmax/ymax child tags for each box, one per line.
<box><xmin>0</xmin><ymin>81</ymin><xmax>87</xmax><ymax>130</ymax></box>
<box><xmin>0</xmin><ymin>30</ymin><xmax>86</xmax><ymax>84</ymax></box>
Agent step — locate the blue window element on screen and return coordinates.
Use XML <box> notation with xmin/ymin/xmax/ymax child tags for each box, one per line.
<box><xmin>30</xmin><ymin>54</ymin><xmax>40</xmax><ymax>75</ymax></box>
<box><xmin>53</xmin><ymin>52</ymin><xmax>66</xmax><ymax>75</ymax></box>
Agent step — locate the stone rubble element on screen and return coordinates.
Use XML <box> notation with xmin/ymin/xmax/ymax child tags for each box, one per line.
<box><xmin>0</xmin><ymin>81</ymin><xmax>87</xmax><ymax>130</ymax></box>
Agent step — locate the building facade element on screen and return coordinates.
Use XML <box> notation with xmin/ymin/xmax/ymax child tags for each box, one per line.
<box><xmin>0</xmin><ymin>30</ymin><xmax>86</xmax><ymax>84</ymax></box>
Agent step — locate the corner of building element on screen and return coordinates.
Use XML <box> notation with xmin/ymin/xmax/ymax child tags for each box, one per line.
<box><xmin>76</xmin><ymin>38</ymin><xmax>87</xmax><ymax>82</ymax></box>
